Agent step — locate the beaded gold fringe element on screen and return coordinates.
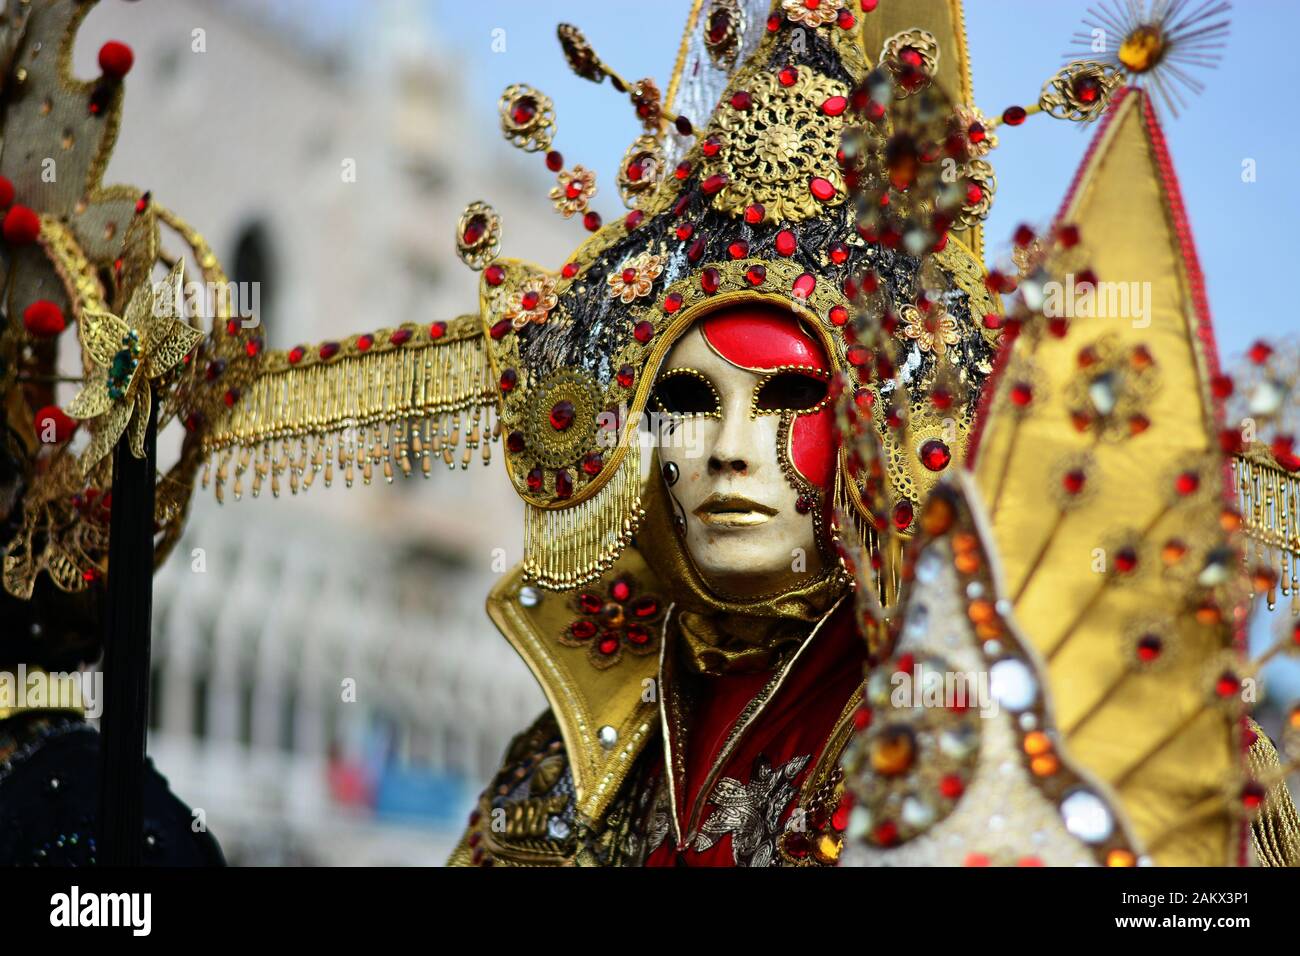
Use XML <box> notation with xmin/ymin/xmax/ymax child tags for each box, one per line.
<box><xmin>523</xmin><ymin>439</ymin><xmax>645</xmax><ymax>590</ymax></box>
<box><xmin>201</xmin><ymin>335</ymin><xmax>497</xmax><ymax>500</ymax></box>
<box><xmin>1233</xmin><ymin>450</ymin><xmax>1300</xmax><ymax>614</ymax></box>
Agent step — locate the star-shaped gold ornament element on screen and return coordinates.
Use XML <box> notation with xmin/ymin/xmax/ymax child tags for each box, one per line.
<box><xmin>66</xmin><ymin>261</ymin><xmax>203</xmax><ymax>472</ymax></box>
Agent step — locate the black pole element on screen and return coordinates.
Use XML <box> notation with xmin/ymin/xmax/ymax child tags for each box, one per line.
<box><xmin>97</xmin><ymin>390</ymin><xmax>156</xmax><ymax>866</ymax></box>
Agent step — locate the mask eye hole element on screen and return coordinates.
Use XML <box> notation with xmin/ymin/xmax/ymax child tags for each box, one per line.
<box><xmin>755</xmin><ymin>370</ymin><xmax>829</xmax><ymax>413</ymax></box>
<box><xmin>651</xmin><ymin>371</ymin><xmax>720</xmax><ymax>416</ymax></box>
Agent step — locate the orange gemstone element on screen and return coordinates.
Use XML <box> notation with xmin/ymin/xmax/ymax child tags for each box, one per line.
<box><xmin>870</xmin><ymin>726</ymin><xmax>915</xmax><ymax>777</ymax></box>
<box><xmin>1106</xmin><ymin>849</ymin><xmax>1137</xmax><ymax>867</ymax></box>
<box><xmin>1023</xmin><ymin>731</ymin><xmax>1052</xmax><ymax>756</ymax></box>
<box><xmin>968</xmin><ymin>600</ymin><xmax>995</xmax><ymax>625</ymax></box>
<box><xmin>1030</xmin><ymin>754</ymin><xmax>1059</xmax><ymax>777</ymax></box>
<box><xmin>921</xmin><ymin>496</ymin><xmax>955</xmax><ymax>536</ymax></box>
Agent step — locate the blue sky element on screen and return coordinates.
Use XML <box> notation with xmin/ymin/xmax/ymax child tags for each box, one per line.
<box><xmin>414</xmin><ymin>0</ymin><xmax>1297</xmax><ymax>365</ymax></box>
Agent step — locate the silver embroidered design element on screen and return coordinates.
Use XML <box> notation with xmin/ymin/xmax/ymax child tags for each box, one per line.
<box><xmin>694</xmin><ymin>753</ymin><xmax>811</xmax><ymax>866</ymax></box>
<box><xmin>646</xmin><ymin>778</ymin><xmax>672</xmax><ymax>856</ymax></box>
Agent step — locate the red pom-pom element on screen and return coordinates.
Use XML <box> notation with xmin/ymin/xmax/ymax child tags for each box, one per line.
<box><xmin>22</xmin><ymin>299</ymin><xmax>65</xmax><ymax>337</ymax></box>
<box><xmin>98</xmin><ymin>41</ymin><xmax>134</xmax><ymax>79</ymax></box>
<box><xmin>0</xmin><ymin>176</ymin><xmax>14</xmax><ymax>209</ymax></box>
<box><xmin>3</xmin><ymin>204</ymin><xmax>40</xmax><ymax>244</ymax></box>
<box><xmin>34</xmin><ymin>405</ymin><xmax>77</xmax><ymax>444</ymax></box>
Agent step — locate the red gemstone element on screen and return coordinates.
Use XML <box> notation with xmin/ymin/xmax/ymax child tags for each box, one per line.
<box><xmin>625</xmin><ymin>624</ymin><xmax>650</xmax><ymax>646</ymax></box>
<box><xmin>598</xmin><ymin>636</ymin><xmax>620</xmax><ymax>656</ymax></box>
<box><xmin>610</xmin><ymin>579</ymin><xmax>632</xmax><ymax>602</ymax></box>
<box><xmin>701</xmin><ymin>268</ymin><xmax>721</xmax><ymax>294</ymax></box>
<box><xmin>1063</xmin><ymin>470</ymin><xmax>1086</xmax><ymax>495</ymax></box>
<box><xmin>792</xmin><ymin>273</ymin><xmax>815</xmax><ymax>300</ymax></box>
<box><xmin>1002</xmin><ymin>105</ymin><xmax>1027</xmax><ymax>126</ymax></box>
<box><xmin>554</xmin><ymin>469</ymin><xmax>574</xmax><ymax>499</ymax></box>
<box><xmin>810</xmin><ymin>177</ymin><xmax>836</xmax><ymax>201</ymax></box>
<box><xmin>702</xmin><ymin>136</ymin><xmax>723</xmax><ymax>157</ymax></box>
<box><xmin>521</xmin><ymin>290</ymin><xmax>540</xmax><ymax>311</ymax></box>
<box><xmin>462</xmin><ymin>216</ymin><xmax>487</xmax><ymax>245</ymax></box>
<box><xmin>223</xmin><ymin>388</ymin><xmax>240</xmax><ymax>408</ymax></box>
<box><xmin>582</xmin><ymin>452</ymin><xmax>604</xmax><ymax>476</ymax></box>
<box><xmin>939</xmin><ymin>774</ymin><xmax>964</xmax><ymax>799</ymax></box>
<box><xmin>778</xmin><ymin>66</ymin><xmax>798</xmax><ymax>87</ymax></box>
<box><xmin>744</xmin><ymin>203</ymin><xmax>765</xmax><ymax>224</ymax></box>
<box><xmin>390</xmin><ymin>328</ymin><xmax>413</xmax><ymax>345</ymax></box>
<box><xmin>625</xmin><ymin>210</ymin><xmax>644</xmax><ymax>230</ymax></box>
<box><xmin>1114</xmin><ymin>547</ymin><xmax>1138</xmax><ymax>574</ymax></box>
<box><xmin>319</xmin><ymin>342</ymin><xmax>340</xmax><ymax>360</ymax></box>
<box><xmin>674</xmin><ymin>161</ymin><xmax>691</xmax><ymax>180</ymax></box>
<box><xmin>429</xmin><ymin>321</ymin><xmax>447</xmax><ymax>339</ymax></box>
<box><xmin>919</xmin><ymin>438</ymin><xmax>950</xmax><ymax>472</ymax></box>
<box><xmin>1210</xmin><ymin>374</ymin><xmax>1234</xmax><ymax>399</ymax></box>
<box><xmin>622</xmin><ymin>268</ymin><xmax>638</xmax><ymax>285</ymax></box>
<box><xmin>829</xmin><ymin>304</ymin><xmax>848</xmax><ymax>326</ymax></box>
<box><xmin>570</xmin><ymin>619</ymin><xmax>597</xmax><ymax>640</ymax></box>
<box><xmin>507</xmin><ymin>431</ymin><xmax>526</xmax><ymax>453</ymax></box>
<box><xmin>583</xmin><ymin>211</ymin><xmax>602</xmax><ymax>232</ymax></box>
<box><xmin>631</xmin><ymin>596</ymin><xmax>659</xmax><ymax>618</ymax></box>
<box><xmin>728</xmin><ymin>240</ymin><xmax>749</xmax><ymax>259</ymax></box>
<box><xmin>489</xmin><ymin>319</ymin><xmax>512</xmax><ymax>340</ymax></box>
<box><xmin>549</xmin><ymin>400</ymin><xmax>576</xmax><ymax>431</ymax></box>
<box><xmin>746</xmin><ymin>265</ymin><xmax>766</xmax><ymax>286</ymax></box>
<box><xmin>676</xmin><ymin>222</ymin><xmax>695</xmax><ymax>241</ymax></box>
<box><xmin>1010</xmin><ymin>382</ymin><xmax>1033</xmax><ymax>407</ymax></box>
<box><xmin>701</xmin><ymin>174</ymin><xmax>728</xmax><ymax>196</ymax></box>
<box><xmin>511</xmin><ymin>96</ymin><xmax>537</xmax><ymax>126</ymax></box>
<box><xmin>892</xmin><ymin>499</ymin><xmax>914</xmax><ymax>530</ymax></box>
<box><xmin>0</xmin><ymin>177</ymin><xmax>14</xmax><ymax>209</ymax></box>
<box><xmin>872</xmin><ymin>821</ymin><xmax>899</xmax><ymax>847</ymax></box>
<box><xmin>526</xmin><ymin>468</ymin><xmax>544</xmax><ymax>492</ymax></box>
<box><xmin>1136</xmin><ymin>634</ymin><xmax>1163</xmax><ymax>663</ymax></box>
<box><xmin>546</xmin><ymin>150</ymin><xmax>564</xmax><ymax>172</ymax></box>
<box><xmin>1073</xmin><ymin>75</ymin><xmax>1101</xmax><ymax>104</ymax></box>
<box><xmin>837</xmin><ymin>8</ymin><xmax>855</xmax><ymax>28</ymax></box>
<box><xmin>499</xmin><ymin>368</ymin><xmax>518</xmax><ymax>392</ymax></box>
<box><xmin>1057</xmin><ymin>224</ymin><xmax>1081</xmax><ymax>248</ymax></box>
<box><xmin>288</xmin><ymin>345</ymin><xmax>305</xmax><ymax>365</ymax></box>
<box><xmin>634</xmin><ymin>319</ymin><xmax>656</xmax><ymax>341</ymax></box>
<box><xmin>485</xmin><ymin>264</ymin><xmax>505</xmax><ymax>286</ymax></box>
<box><xmin>562</xmin><ymin>261</ymin><xmax>579</xmax><ymax>279</ymax></box>
<box><xmin>775</xmin><ymin>229</ymin><xmax>797</xmax><ymax>256</ymax></box>
<box><xmin>673</xmin><ymin>193</ymin><xmax>691</xmax><ymax>217</ymax></box>
<box><xmin>821</xmin><ymin>95</ymin><xmax>848</xmax><ymax>117</ymax></box>
<box><xmin>579</xmin><ymin>592</ymin><xmax>603</xmax><ymax>614</ymax></box>
<box><xmin>1175</xmin><ymin>471</ymin><xmax>1200</xmax><ymax>496</ymax></box>
<box><xmin>663</xmin><ymin>293</ymin><xmax>683</xmax><ymax>314</ymax></box>
<box><xmin>730</xmin><ymin>90</ymin><xmax>753</xmax><ymax>110</ymax></box>
<box><xmin>688</xmin><ymin>236</ymin><xmax>706</xmax><ymax>262</ymax></box>
<box><xmin>1248</xmin><ymin>340</ymin><xmax>1273</xmax><ymax>365</ymax></box>
<box><xmin>767</xmin><ymin>13</ymin><xmax>781</xmax><ymax>30</ymax></box>
<box><xmin>617</xmin><ymin>364</ymin><xmax>635</xmax><ymax>388</ymax></box>
<box><xmin>1215</xmin><ymin>672</ymin><xmax>1239</xmax><ymax>698</ymax></box>
<box><xmin>828</xmin><ymin>242</ymin><xmax>849</xmax><ymax>265</ymax></box>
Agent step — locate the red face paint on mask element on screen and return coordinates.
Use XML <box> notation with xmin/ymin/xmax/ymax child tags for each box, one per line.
<box><xmin>700</xmin><ymin>305</ymin><xmax>836</xmax><ymax>489</ymax></box>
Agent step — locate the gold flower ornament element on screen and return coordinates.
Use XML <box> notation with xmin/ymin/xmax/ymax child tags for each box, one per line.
<box><xmin>66</xmin><ymin>261</ymin><xmax>203</xmax><ymax>472</ymax></box>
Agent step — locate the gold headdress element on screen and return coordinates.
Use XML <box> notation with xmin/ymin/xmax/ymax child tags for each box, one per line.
<box><xmin>202</xmin><ymin>0</ymin><xmax>1004</xmax><ymax>594</ymax></box>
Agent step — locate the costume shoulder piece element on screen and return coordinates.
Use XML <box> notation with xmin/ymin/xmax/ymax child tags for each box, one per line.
<box><xmin>484</xmin><ymin>546</ymin><xmax>666</xmax><ymax>826</ymax></box>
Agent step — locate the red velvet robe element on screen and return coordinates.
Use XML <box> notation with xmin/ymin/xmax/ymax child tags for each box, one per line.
<box><xmin>645</xmin><ymin>601</ymin><xmax>865</xmax><ymax>866</ymax></box>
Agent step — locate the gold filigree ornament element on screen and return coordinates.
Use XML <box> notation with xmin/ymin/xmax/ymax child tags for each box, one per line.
<box><xmin>704</xmin><ymin>64</ymin><xmax>848</xmax><ymax>221</ymax></box>
<box><xmin>550</xmin><ymin>165</ymin><xmax>597</xmax><ymax>218</ymax></box>
<box><xmin>880</xmin><ymin>29</ymin><xmax>941</xmax><ymax>98</ymax></box>
<box><xmin>704</xmin><ymin>0</ymin><xmax>744</xmax><ymax>69</ymax></box>
<box><xmin>506</xmin><ymin>274</ymin><xmax>559</xmax><ymax>330</ymax></box>
<box><xmin>498</xmin><ymin>84</ymin><xmax>556</xmax><ymax>153</ymax></box>
<box><xmin>1039</xmin><ymin>62</ymin><xmax>1125</xmax><ymax>123</ymax></box>
<box><xmin>65</xmin><ymin>261</ymin><xmax>203</xmax><ymax>473</ymax></box>
<box><xmin>957</xmin><ymin>159</ymin><xmax>995</xmax><ymax>228</ymax></box>
<box><xmin>952</xmin><ymin>104</ymin><xmax>998</xmax><ymax>158</ymax></box>
<box><xmin>617</xmin><ymin>135</ymin><xmax>665</xmax><ymax>208</ymax></box>
<box><xmin>455</xmin><ymin>201</ymin><xmax>502</xmax><ymax>271</ymax></box>
<box><xmin>781</xmin><ymin>0</ymin><xmax>838</xmax><ymax>29</ymax></box>
<box><xmin>606</xmin><ymin>252</ymin><xmax>664</xmax><ymax>304</ymax></box>
<box><xmin>900</xmin><ymin>304</ymin><xmax>959</xmax><ymax>355</ymax></box>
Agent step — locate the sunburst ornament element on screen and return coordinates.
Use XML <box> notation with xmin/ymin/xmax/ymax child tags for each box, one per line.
<box><xmin>1071</xmin><ymin>0</ymin><xmax>1231</xmax><ymax>115</ymax></box>
<box><xmin>66</xmin><ymin>261</ymin><xmax>203</xmax><ymax>472</ymax></box>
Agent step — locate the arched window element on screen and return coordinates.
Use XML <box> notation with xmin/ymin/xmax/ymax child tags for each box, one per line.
<box><xmin>230</xmin><ymin>221</ymin><xmax>274</xmax><ymax>334</ymax></box>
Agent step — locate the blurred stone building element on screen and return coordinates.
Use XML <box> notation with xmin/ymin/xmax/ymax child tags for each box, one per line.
<box><xmin>75</xmin><ymin>0</ymin><xmax>549</xmax><ymax>863</ymax></box>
